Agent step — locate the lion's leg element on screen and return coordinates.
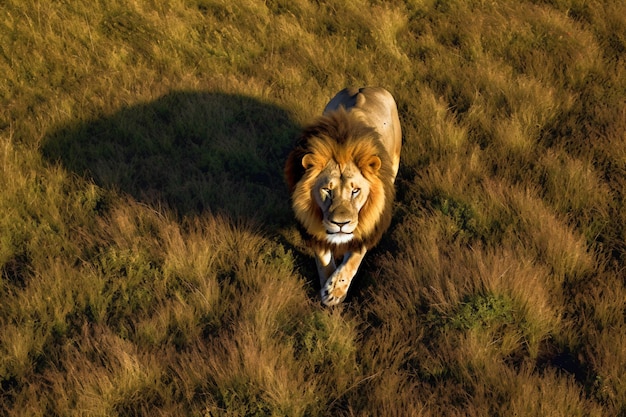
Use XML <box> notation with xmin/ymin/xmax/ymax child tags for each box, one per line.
<box><xmin>314</xmin><ymin>247</ymin><xmax>336</xmax><ymax>287</ymax></box>
<box><xmin>320</xmin><ymin>245</ymin><xmax>366</xmax><ymax>306</ymax></box>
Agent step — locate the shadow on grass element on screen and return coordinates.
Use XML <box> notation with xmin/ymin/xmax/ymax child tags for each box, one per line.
<box><xmin>42</xmin><ymin>92</ymin><xmax>300</xmax><ymax>227</ymax></box>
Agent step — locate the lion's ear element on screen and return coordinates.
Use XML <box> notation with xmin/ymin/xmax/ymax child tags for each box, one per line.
<box><xmin>302</xmin><ymin>153</ymin><xmax>316</xmax><ymax>170</ymax></box>
<box><xmin>366</xmin><ymin>155</ymin><xmax>382</xmax><ymax>173</ymax></box>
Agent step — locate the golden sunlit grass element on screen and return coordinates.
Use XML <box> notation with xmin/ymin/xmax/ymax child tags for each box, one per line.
<box><xmin>2</xmin><ymin>0</ymin><xmax>626</xmax><ymax>415</ymax></box>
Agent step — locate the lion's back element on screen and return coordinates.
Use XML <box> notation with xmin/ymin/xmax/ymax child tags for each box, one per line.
<box><xmin>324</xmin><ymin>87</ymin><xmax>401</xmax><ymax>181</ymax></box>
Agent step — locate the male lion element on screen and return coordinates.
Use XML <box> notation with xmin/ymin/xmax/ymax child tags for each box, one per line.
<box><xmin>285</xmin><ymin>87</ymin><xmax>402</xmax><ymax>306</ymax></box>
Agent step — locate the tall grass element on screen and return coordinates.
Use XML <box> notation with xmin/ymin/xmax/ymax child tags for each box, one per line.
<box><xmin>2</xmin><ymin>0</ymin><xmax>625</xmax><ymax>415</ymax></box>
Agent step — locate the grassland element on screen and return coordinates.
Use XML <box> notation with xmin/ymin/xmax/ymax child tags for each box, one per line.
<box><xmin>1</xmin><ymin>0</ymin><xmax>625</xmax><ymax>415</ymax></box>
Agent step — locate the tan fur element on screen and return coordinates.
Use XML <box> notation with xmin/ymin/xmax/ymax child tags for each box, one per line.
<box><xmin>285</xmin><ymin>87</ymin><xmax>401</xmax><ymax>305</ymax></box>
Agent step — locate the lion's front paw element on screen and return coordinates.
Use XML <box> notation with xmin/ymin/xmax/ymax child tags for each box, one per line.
<box><xmin>320</xmin><ymin>274</ymin><xmax>350</xmax><ymax>306</ymax></box>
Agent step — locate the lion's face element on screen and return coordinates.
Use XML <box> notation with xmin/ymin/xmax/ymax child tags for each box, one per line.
<box><xmin>286</xmin><ymin>110</ymin><xmax>395</xmax><ymax>251</ymax></box>
<box><xmin>312</xmin><ymin>160</ymin><xmax>372</xmax><ymax>245</ymax></box>
<box><xmin>290</xmin><ymin>148</ymin><xmax>385</xmax><ymax>247</ymax></box>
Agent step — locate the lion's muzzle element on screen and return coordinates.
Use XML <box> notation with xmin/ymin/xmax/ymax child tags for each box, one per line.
<box><xmin>325</xmin><ymin>204</ymin><xmax>357</xmax><ymax>232</ymax></box>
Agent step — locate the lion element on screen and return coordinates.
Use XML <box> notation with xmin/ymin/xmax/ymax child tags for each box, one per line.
<box><xmin>285</xmin><ymin>87</ymin><xmax>402</xmax><ymax>306</ymax></box>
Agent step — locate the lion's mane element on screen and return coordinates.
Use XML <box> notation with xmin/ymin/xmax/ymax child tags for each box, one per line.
<box><xmin>285</xmin><ymin>109</ymin><xmax>395</xmax><ymax>252</ymax></box>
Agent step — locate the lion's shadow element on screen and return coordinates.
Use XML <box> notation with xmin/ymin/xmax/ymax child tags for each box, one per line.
<box><xmin>42</xmin><ymin>92</ymin><xmax>300</xmax><ymax>227</ymax></box>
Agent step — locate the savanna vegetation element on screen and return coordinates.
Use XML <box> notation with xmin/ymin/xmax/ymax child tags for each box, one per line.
<box><xmin>1</xmin><ymin>0</ymin><xmax>625</xmax><ymax>415</ymax></box>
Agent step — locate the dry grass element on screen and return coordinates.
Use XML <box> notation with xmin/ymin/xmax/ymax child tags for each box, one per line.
<box><xmin>2</xmin><ymin>0</ymin><xmax>626</xmax><ymax>415</ymax></box>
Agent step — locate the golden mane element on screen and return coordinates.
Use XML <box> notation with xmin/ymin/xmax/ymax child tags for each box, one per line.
<box><xmin>285</xmin><ymin>109</ymin><xmax>395</xmax><ymax>251</ymax></box>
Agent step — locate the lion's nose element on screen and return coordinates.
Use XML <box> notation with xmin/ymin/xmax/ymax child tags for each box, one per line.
<box><xmin>332</xmin><ymin>220</ymin><xmax>350</xmax><ymax>228</ymax></box>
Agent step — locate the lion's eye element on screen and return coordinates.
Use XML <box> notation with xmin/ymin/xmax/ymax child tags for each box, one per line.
<box><xmin>352</xmin><ymin>188</ymin><xmax>361</xmax><ymax>197</ymax></box>
<box><xmin>322</xmin><ymin>188</ymin><xmax>332</xmax><ymax>198</ymax></box>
